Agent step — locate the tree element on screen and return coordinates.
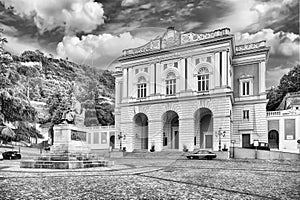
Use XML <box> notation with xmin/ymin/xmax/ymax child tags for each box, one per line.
<box><xmin>267</xmin><ymin>65</ymin><xmax>300</xmax><ymax>111</ymax></box>
<box><xmin>0</xmin><ymin>30</ymin><xmax>41</xmax><ymax>143</ymax></box>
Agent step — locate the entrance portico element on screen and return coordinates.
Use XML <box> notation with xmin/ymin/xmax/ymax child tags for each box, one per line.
<box><xmin>162</xmin><ymin>110</ymin><xmax>179</xmax><ymax>150</ymax></box>
<box><xmin>194</xmin><ymin>108</ymin><xmax>213</xmax><ymax>150</ymax></box>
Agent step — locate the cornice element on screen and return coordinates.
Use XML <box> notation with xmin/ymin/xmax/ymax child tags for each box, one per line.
<box><xmin>120</xmin><ymin>91</ymin><xmax>234</xmax><ymax>107</ymax></box>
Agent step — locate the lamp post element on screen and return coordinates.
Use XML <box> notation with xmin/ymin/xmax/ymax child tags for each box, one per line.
<box><xmin>253</xmin><ymin>139</ymin><xmax>259</xmax><ymax>159</ymax></box>
<box><xmin>118</xmin><ymin>132</ymin><xmax>126</xmax><ymax>151</ymax></box>
<box><xmin>215</xmin><ymin>128</ymin><xmax>226</xmax><ymax>151</ymax></box>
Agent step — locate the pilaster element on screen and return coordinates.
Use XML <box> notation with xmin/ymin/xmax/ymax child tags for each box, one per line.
<box><xmin>259</xmin><ymin>61</ymin><xmax>266</xmax><ymax>94</ymax></box>
<box><xmin>122</xmin><ymin>68</ymin><xmax>128</xmax><ymax>98</ymax></box>
<box><xmin>214</xmin><ymin>52</ymin><xmax>220</xmax><ymax>87</ymax></box>
<box><xmin>128</xmin><ymin>68</ymin><xmax>133</xmax><ymax>98</ymax></box>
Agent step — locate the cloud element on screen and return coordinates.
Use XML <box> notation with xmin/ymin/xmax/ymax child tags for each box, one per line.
<box><xmin>266</xmin><ymin>66</ymin><xmax>291</xmax><ymax>89</ymax></box>
<box><xmin>121</xmin><ymin>0</ymin><xmax>139</xmax><ymax>7</ymax></box>
<box><xmin>56</xmin><ymin>32</ymin><xmax>147</xmax><ymax>69</ymax></box>
<box><xmin>209</xmin><ymin>0</ymin><xmax>299</xmax><ymax>34</ymax></box>
<box><xmin>235</xmin><ymin>29</ymin><xmax>300</xmax><ymax>88</ymax></box>
<box><xmin>235</xmin><ymin>29</ymin><xmax>299</xmax><ymax>58</ymax></box>
<box><xmin>3</xmin><ymin>33</ymin><xmax>52</xmax><ymax>56</ymax></box>
<box><xmin>1</xmin><ymin>0</ymin><xmax>105</xmax><ymax>34</ymax></box>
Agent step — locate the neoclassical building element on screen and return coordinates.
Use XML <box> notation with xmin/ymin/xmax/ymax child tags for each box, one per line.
<box><xmin>113</xmin><ymin>27</ymin><xmax>269</xmax><ymax>152</ymax></box>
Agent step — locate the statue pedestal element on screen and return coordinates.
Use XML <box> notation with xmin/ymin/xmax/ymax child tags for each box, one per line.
<box><xmin>52</xmin><ymin>124</ymin><xmax>90</xmax><ymax>155</ymax></box>
<box><xmin>20</xmin><ymin>124</ymin><xmax>114</xmax><ymax>169</ymax></box>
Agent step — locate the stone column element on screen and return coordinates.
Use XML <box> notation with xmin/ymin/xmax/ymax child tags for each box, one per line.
<box><xmin>150</xmin><ymin>63</ymin><xmax>155</xmax><ymax>95</ymax></box>
<box><xmin>148</xmin><ymin>119</ymin><xmax>162</xmax><ymax>151</ymax></box>
<box><xmin>128</xmin><ymin>68</ymin><xmax>133</xmax><ymax>98</ymax></box>
<box><xmin>259</xmin><ymin>61</ymin><xmax>266</xmax><ymax>94</ymax></box>
<box><xmin>214</xmin><ymin>52</ymin><xmax>220</xmax><ymax>87</ymax></box>
<box><xmin>179</xmin><ymin>118</ymin><xmax>194</xmax><ymax>151</ymax></box>
<box><xmin>122</xmin><ymin>68</ymin><xmax>128</xmax><ymax>99</ymax></box>
<box><xmin>186</xmin><ymin>57</ymin><xmax>193</xmax><ymax>91</ymax></box>
<box><xmin>179</xmin><ymin>58</ymin><xmax>185</xmax><ymax>92</ymax></box>
<box><xmin>156</xmin><ymin>63</ymin><xmax>162</xmax><ymax>94</ymax></box>
<box><xmin>221</xmin><ymin>51</ymin><xmax>228</xmax><ymax>87</ymax></box>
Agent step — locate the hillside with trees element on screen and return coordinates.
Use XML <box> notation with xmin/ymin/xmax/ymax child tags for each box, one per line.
<box><xmin>0</xmin><ymin>29</ymin><xmax>115</xmax><ymax>144</ymax></box>
<box><xmin>267</xmin><ymin>65</ymin><xmax>300</xmax><ymax>111</ymax></box>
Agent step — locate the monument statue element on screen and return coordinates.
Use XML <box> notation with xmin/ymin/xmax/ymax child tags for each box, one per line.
<box><xmin>61</xmin><ymin>97</ymin><xmax>85</xmax><ymax>126</ymax></box>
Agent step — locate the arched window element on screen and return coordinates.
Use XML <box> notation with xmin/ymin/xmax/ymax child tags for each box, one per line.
<box><xmin>166</xmin><ymin>72</ymin><xmax>176</xmax><ymax>95</ymax></box>
<box><xmin>197</xmin><ymin>67</ymin><xmax>209</xmax><ymax>92</ymax></box>
<box><xmin>137</xmin><ymin>76</ymin><xmax>147</xmax><ymax>98</ymax></box>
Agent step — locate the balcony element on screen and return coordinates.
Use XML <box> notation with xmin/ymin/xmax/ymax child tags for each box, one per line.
<box><xmin>267</xmin><ymin>110</ymin><xmax>300</xmax><ymax>117</ymax></box>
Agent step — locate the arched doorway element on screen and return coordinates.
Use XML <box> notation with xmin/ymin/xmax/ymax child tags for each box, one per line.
<box><xmin>268</xmin><ymin>130</ymin><xmax>279</xmax><ymax>149</ymax></box>
<box><xmin>110</xmin><ymin>135</ymin><xmax>115</xmax><ymax>149</ymax></box>
<box><xmin>194</xmin><ymin>108</ymin><xmax>213</xmax><ymax>149</ymax></box>
<box><xmin>162</xmin><ymin>111</ymin><xmax>179</xmax><ymax>149</ymax></box>
<box><xmin>133</xmin><ymin>113</ymin><xmax>149</xmax><ymax>150</ymax></box>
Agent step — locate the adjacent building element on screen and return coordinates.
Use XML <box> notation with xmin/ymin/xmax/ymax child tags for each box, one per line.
<box><xmin>114</xmin><ymin>27</ymin><xmax>270</xmax><ymax>152</ymax></box>
<box><xmin>267</xmin><ymin>92</ymin><xmax>300</xmax><ymax>153</ymax></box>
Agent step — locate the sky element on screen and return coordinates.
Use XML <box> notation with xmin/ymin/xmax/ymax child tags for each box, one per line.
<box><xmin>0</xmin><ymin>0</ymin><xmax>299</xmax><ymax>88</ymax></box>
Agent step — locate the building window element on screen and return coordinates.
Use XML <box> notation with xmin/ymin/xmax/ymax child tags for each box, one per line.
<box><xmin>137</xmin><ymin>83</ymin><xmax>147</xmax><ymax>98</ymax></box>
<box><xmin>239</xmin><ymin>75</ymin><xmax>253</xmax><ymax>97</ymax></box>
<box><xmin>163</xmin><ymin>63</ymin><xmax>168</xmax><ymax>70</ymax></box>
<box><xmin>242</xmin><ymin>81</ymin><xmax>250</xmax><ymax>96</ymax></box>
<box><xmin>101</xmin><ymin>132</ymin><xmax>107</xmax><ymax>144</ymax></box>
<box><xmin>197</xmin><ymin>67</ymin><xmax>209</xmax><ymax>92</ymax></box>
<box><xmin>93</xmin><ymin>132</ymin><xmax>99</xmax><ymax>144</ymax></box>
<box><xmin>174</xmin><ymin>62</ymin><xmax>178</xmax><ymax>68</ymax></box>
<box><xmin>206</xmin><ymin>56</ymin><xmax>212</xmax><ymax>63</ymax></box>
<box><xmin>137</xmin><ymin>76</ymin><xmax>147</xmax><ymax>98</ymax></box>
<box><xmin>284</xmin><ymin>119</ymin><xmax>295</xmax><ymax>140</ymax></box>
<box><xmin>166</xmin><ymin>72</ymin><xmax>176</xmax><ymax>95</ymax></box>
<box><xmin>243</xmin><ymin>110</ymin><xmax>249</xmax><ymax>120</ymax></box>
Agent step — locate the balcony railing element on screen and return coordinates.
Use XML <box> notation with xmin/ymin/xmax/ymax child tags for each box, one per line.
<box><xmin>267</xmin><ymin>110</ymin><xmax>300</xmax><ymax>117</ymax></box>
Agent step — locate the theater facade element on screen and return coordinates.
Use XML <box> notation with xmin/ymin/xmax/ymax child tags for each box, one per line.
<box><xmin>113</xmin><ymin>27</ymin><xmax>270</xmax><ymax>152</ymax></box>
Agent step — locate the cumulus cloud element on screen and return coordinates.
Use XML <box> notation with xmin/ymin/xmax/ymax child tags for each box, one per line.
<box><xmin>56</xmin><ymin>32</ymin><xmax>147</xmax><ymax>69</ymax></box>
<box><xmin>121</xmin><ymin>0</ymin><xmax>139</xmax><ymax>7</ymax></box>
<box><xmin>1</xmin><ymin>0</ymin><xmax>105</xmax><ymax>34</ymax></box>
<box><xmin>266</xmin><ymin>66</ymin><xmax>291</xmax><ymax>88</ymax></box>
<box><xmin>235</xmin><ymin>29</ymin><xmax>300</xmax><ymax>88</ymax></box>
<box><xmin>235</xmin><ymin>29</ymin><xmax>299</xmax><ymax>57</ymax></box>
<box><xmin>3</xmin><ymin>34</ymin><xmax>51</xmax><ymax>56</ymax></box>
<box><xmin>210</xmin><ymin>0</ymin><xmax>298</xmax><ymax>34</ymax></box>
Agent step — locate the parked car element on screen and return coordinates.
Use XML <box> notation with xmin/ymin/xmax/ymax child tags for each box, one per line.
<box><xmin>186</xmin><ymin>150</ymin><xmax>217</xmax><ymax>160</ymax></box>
<box><xmin>0</xmin><ymin>153</ymin><xmax>3</xmax><ymax>160</ymax></box>
<box><xmin>2</xmin><ymin>150</ymin><xmax>22</xmax><ymax>160</ymax></box>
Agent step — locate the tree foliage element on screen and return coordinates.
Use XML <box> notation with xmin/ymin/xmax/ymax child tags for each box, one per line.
<box><xmin>267</xmin><ymin>65</ymin><xmax>300</xmax><ymax>111</ymax></box>
<box><xmin>0</xmin><ymin>30</ymin><xmax>115</xmax><ymax>144</ymax></box>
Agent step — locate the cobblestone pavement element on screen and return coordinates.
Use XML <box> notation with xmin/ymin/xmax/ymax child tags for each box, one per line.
<box><xmin>0</xmin><ymin>158</ymin><xmax>299</xmax><ymax>199</ymax></box>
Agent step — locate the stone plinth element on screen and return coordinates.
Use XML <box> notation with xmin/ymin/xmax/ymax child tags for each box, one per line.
<box><xmin>20</xmin><ymin>124</ymin><xmax>113</xmax><ymax>169</ymax></box>
<box><xmin>52</xmin><ymin>124</ymin><xmax>90</xmax><ymax>154</ymax></box>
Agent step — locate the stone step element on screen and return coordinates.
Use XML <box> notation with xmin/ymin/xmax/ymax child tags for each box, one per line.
<box><xmin>124</xmin><ymin>151</ymin><xmax>188</xmax><ymax>159</ymax></box>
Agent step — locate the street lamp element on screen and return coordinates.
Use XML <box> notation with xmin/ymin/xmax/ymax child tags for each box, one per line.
<box><xmin>118</xmin><ymin>132</ymin><xmax>126</xmax><ymax>150</ymax></box>
<box><xmin>215</xmin><ymin>128</ymin><xmax>226</xmax><ymax>151</ymax></box>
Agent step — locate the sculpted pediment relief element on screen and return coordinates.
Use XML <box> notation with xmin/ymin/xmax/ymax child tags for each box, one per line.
<box><xmin>122</xmin><ymin>27</ymin><xmax>231</xmax><ymax>57</ymax></box>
